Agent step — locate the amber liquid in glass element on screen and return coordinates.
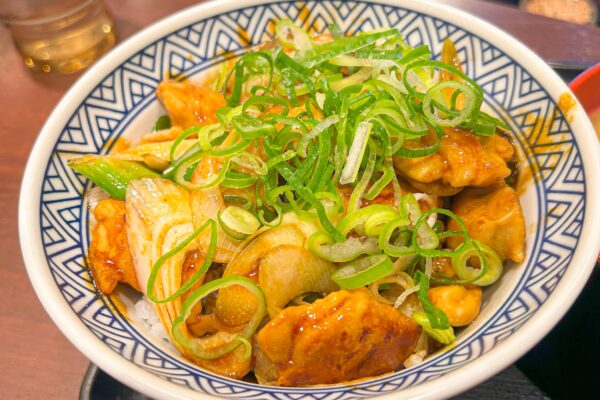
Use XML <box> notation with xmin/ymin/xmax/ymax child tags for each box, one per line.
<box><xmin>10</xmin><ymin>0</ymin><xmax>116</xmax><ymax>74</ymax></box>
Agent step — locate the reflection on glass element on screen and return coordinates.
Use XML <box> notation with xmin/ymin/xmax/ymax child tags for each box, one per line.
<box><xmin>1</xmin><ymin>0</ymin><xmax>116</xmax><ymax>74</ymax></box>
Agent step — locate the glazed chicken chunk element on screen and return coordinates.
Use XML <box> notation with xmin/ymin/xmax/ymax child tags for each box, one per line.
<box><xmin>255</xmin><ymin>288</ymin><xmax>421</xmax><ymax>386</ymax></box>
<box><xmin>88</xmin><ymin>198</ymin><xmax>140</xmax><ymax>294</ymax></box>
<box><xmin>156</xmin><ymin>80</ymin><xmax>226</xmax><ymax>128</ymax></box>
<box><xmin>447</xmin><ymin>184</ymin><xmax>526</xmax><ymax>263</ymax></box>
<box><xmin>394</xmin><ymin>128</ymin><xmax>514</xmax><ymax>195</ymax></box>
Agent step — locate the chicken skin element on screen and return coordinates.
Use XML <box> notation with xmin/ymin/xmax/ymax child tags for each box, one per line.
<box><xmin>394</xmin><ymin>128</ymin><xmax>514</xmax><ymax>195</ymax></box>
<box><xmin>447</xmin><ymin>184</ymin><xmax>526</xmax><ymax>263</ymax></box>
<box><xmin>255</xmin><ymin>289</ymin><xmax>421</xmax><ymax>386</ymax></box>
<box><xmin>88</xmin><ymin>199</ymin><xmax>140</xmax><ymax>293</ymax></box>
<box><xmin>156</xmin><ymin>80</ymin><xmax>225</xmax><ymax>128</ymax></box>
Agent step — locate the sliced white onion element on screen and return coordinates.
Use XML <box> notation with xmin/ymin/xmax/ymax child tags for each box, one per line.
<box><xmin>394</xmin><ymin>284</ymin><xmax>420</xmax><ymax>309</ymax></box>
<box><xmin>339</xmin><ymin>121</ymin><xmax>372</xmax><ymax>185</ymax></box>
<box><xmin>413</xmin><ymin>192</ymin><xmax>438</xmax><ymax>228</ymax></box>
<box><xmin>404</xmin><ymin>349</ymin><xmax>427</xmax><ymax>369</ymax></box>
<box><xmin>298</xmin><ymin>115</ymin><xmax>339</xmax><ymax>157</ymax></box>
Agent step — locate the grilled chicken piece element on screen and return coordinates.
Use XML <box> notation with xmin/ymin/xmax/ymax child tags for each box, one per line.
<box><xmin>125</xmin><ymin>177</ymin><xmax>251</xmax><ymax>378</ymax></box>
<box><xmin>393</xmin><ymin>128</ymin><xmax>514</xmax><ymax>195</ymax></box>
<box><xmin>428</xmin><ymin>285</ymin><xmax>482</xmax><ymax>327</ymax></box>
<box><xmin>156</xmin><ymin>80</ymin><xmax>225</xmax><ymax>128</ymax></box>
<box><xmin>88</xmin><ymin>198</ymin><xmax>140</xmax><ymax>294</ymax></box>
<box><xmin>447</xmin><ymin>184</ymin><xmax>526</xmax><ymax>263</ymax></box>
<box><xmin>255</xmin><ymin>289</ymin><xmax>421</xmax><ymax>386</ymax></box>
<box><xmin>140</xmin><ymin>127</ymin><xmax>183</xmax><ymax>144</ymax></box>
<box><xmin>339</xmin><ymin>181</ymin><xmax>441</xmax><ymax>211</ymax></box>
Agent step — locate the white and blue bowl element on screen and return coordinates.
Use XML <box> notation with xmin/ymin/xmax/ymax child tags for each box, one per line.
<box><xmin>19</xmin><ymin>1</ymin><xmax>600</xmax><ymax>399</ymax></box>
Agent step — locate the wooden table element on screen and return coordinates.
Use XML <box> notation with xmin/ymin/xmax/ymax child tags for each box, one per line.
<box><xmin>1</xmin><ymin>1</ymin><xmax>598</xmax><ymax>398</ymax></box>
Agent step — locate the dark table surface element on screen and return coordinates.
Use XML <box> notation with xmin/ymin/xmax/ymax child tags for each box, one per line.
<box><xmin>1</xmin><ymin>0</ymin><xmax>599</xmax><ymax>399</ymax></box>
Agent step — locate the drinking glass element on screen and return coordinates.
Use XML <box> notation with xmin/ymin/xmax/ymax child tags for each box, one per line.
<box><xmin>0</xmin><ymin>0</ymin><xmax>116</xmax><ymax>74</ymax></box>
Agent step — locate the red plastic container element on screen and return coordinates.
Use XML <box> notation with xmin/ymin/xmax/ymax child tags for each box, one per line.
<box><xmin>569</xmin><ymin>63</ymin><xmax>600</xmax><ymax>263</ymax></box>
<box><xmin>570</xmin><ymin>63</ymin><xmax>600</xmax><ymax>115</ymax></box>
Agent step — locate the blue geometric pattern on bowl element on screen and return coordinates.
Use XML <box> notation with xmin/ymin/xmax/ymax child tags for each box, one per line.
<box><xmin>39</xmin><ymin>1</ymin><xmax>584</xmax><ymax>398</ymax></box>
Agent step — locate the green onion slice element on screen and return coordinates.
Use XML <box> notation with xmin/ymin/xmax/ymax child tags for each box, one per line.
<box><xmin>230</xmin><ymin>152</ymin><xmax>268</xmax><ymax>175</ymax></box>
<box><xmin>297</xmin><ymin>115</ymin><xmax>339</xmax><ymax>158</ymax></box>
<box><xmin>275</xmin><ymin>19</ymin><xmax>313</xmax><ymax>51</ymax></box>
<box><xmin>69</xmin><ymin>156</ymin><xmax>159</xmax><ymax>200</ymax></box>
<box><xmin>412</xmin><ymin>208</ymin><xmax>470</xmax><ymax>258</ymax></box>
<box><xmin>378</xmin><ymin>217</ymin><xmax>415</xmax><ymax>257</ymax></box>
<box><xmin>173</xmin><ymin>155</ymin><xmax>230</xmax><ymax>190</ymax></box>
<box><xmin>332</xmin><ymin>254</ymin><xmax>394</xmax><ymax>289</ymax></box>
<box><xmin>309</xmin><ymin>231</ymin><xmax>379</xmax><ymax>262</ymax></box>
<box><xmin>452</xmin><ymin>240</ymin><xmax>502</xmax><ymax>286</ymax></box>
<box><xmin>152</xmin><ymin>115</ymin><xmax>171</xmax><ymax>132</ymax></box>
<box><xmin>219</xmin><ymin>205</ymin><xmax>261</xmax><ymax>235</ymax></box>
<box><xmin>336</xmin><ymin>204</ymin><xmax>398</xmax><ymax>237</ymax></box>
<box><xmin>422</xmin><ymin>81</ymin><xmax>478</xmax><ymax>127</ymax></box>
<box><xmin>147</xmin><ymin>219</ymin><xmax>217</xmax><ymax>304</ymax></box>
<box><xmin>296</xmin><ymin>29</ymin><xmax>400</xmax><ymax>67</ymax></box>
<box><xmin>413</xmin><ymin>311</ymin><xmax>456</xmax><ymax>344</ymax></box>
<box><xmin>414</xmin><ymin>270</ymin><xmax>450</xmax><ymax>330</ymax></box>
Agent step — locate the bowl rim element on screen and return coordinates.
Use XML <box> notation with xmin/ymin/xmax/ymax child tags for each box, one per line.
<box><xmin>18</xmin><ymin>0</ymin><xmax>600</xmax><ymax>399</ymax></box>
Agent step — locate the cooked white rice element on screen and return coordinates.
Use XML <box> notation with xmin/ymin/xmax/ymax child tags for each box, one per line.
<box><xmin>133</xmin><ymin>297</ymin><xmax>171</xmax><ymax>344</ymax></box>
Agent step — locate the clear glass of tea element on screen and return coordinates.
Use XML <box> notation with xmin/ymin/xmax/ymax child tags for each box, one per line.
<box><xmin>0</xmin><ymin>0</ymin><xmax>116</xmax><ymax>74</ymax></box>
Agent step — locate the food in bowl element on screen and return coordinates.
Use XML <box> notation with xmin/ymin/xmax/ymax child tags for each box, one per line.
<box><xmin>69</xmin><ymin>21</ymin><xmax>525</xmax><ymax>386</ymax></box>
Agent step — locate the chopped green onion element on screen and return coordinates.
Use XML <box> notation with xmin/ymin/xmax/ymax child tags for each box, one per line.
<box><xmin>336</xmin><ymin>204</ymin><xmax>398</xmax><ymax>237</ymax></box>
<box><xmin>296</xmin><ymin>29</ymin><xmax>400</xmax><ymax>67</ymax></box>
<box><xmin>173</xmin><ymin>155</ymin><xmax>229</xmax><ymax>190</ymax></box>
<box><xmin>232</xmin><ymin>114</ymin><xmax>276</xmax><ymax>139</ymax></box>
<box><xmin>219</xmin><ymin>206</ymin><xmax>261</xmax><ymax>235</ymax></box>
<box><xmin>230</xmin><ymin>152</ymin><xmax>268</xmax><ymax>175</ymax></box>
<box><xmin>275</xmin><ymin>19</ymin><xmax>313</xmax><ymax>51</ymax></box>
<box><xmin>414</xmin><ymin>270</ymin><xmax>450</xmax><ymax>330</ymax></box>
<box><xmin>266</xmin><ymin>150</ymin><xmax>296</xmax><ymax>169</ymax></box>
<box><xmin>452</xmin><ymin>240</ymin><xmax>502</xmax><ymax>286</ymax></box>
<box><xmin>378</xmin><ymin>217</ymin><xmax>414</xmax><ymax>257</ymax></box>
<box><xmin>332</xmin><ymin>254</ymin><xmax>394</xmax><ymax>289</ymax></box>
<box><xmin>170</xmin><ymin>126</ymin><xmax>200</xmax><ymax>163</ymax></box>
<box><xmin>422</xmin><ymin>81</ymin><xmax>478</xmax><ymax>126</ymax></box>
<box><xmin>258</xmin><ymin>203</ymin><xmax>283</xmax><ymax>227</ymax></box>
<box><xmin>224</xmin><ymin>52</ymin><xmax>273</xmax><ymax>107</ymax></box>
<box><xmin>152</xmin><ymin>115</ymin><xmax>171</xmax><ymax>132</ymax></box>
<box><xmin>147</xmin><ymin>219</ymin><xmax>216</xmax><ymax>303</ymax></box>
<box><xmin>223</xmin><ymin>194</ymin><xmax>254</xmax><ymax>210</ymax></box>
<box><xmin>297</xmin><ymin>115</ymin><xmax>339</xmax><ymax>158</ymax></box>
<box><xmin>413</xmin><ymin>311</ymin><xmax>456</xmax><ymax>344</ymax></box>
<box><xmin>308</xmin><ymin>231</ymin><xmax>379</xmax><ymax>262</ymax></box>
<box><xmin>69</xmin><ymin>155</ymin><xmax>159</xmax><ymax>200</ymax></box>
<box><xmin>347</xmin><ymin>141</ymin><xmax>376</xmax><ymax>211</ymax></box>
<box><xmin>221</xmin><ymin>171</ymin><xmax>256</xmax><ymax>188</ymax></box>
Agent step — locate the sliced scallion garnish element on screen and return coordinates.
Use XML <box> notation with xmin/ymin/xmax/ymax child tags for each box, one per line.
<box><xmin>219</xmin><ymin>206</ymin><xmax>261</xmax><ymax>235</ymax></box>
<box><xmin>331</xmin><ymin>254</ymin><xmax>394</xmax><ymax>289</ymax></box>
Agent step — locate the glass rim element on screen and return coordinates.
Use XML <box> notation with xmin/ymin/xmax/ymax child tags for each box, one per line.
<box><xmin>1</xmin><ymin>0</ymin><xmax>101</xmax><ymax>26</ymax></box>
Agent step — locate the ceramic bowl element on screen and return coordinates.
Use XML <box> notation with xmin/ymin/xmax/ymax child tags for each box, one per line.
<box><xmin>19</xmin><ymin>0</ymin><xmax>600</xmax><ymax>399</ymax></box>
